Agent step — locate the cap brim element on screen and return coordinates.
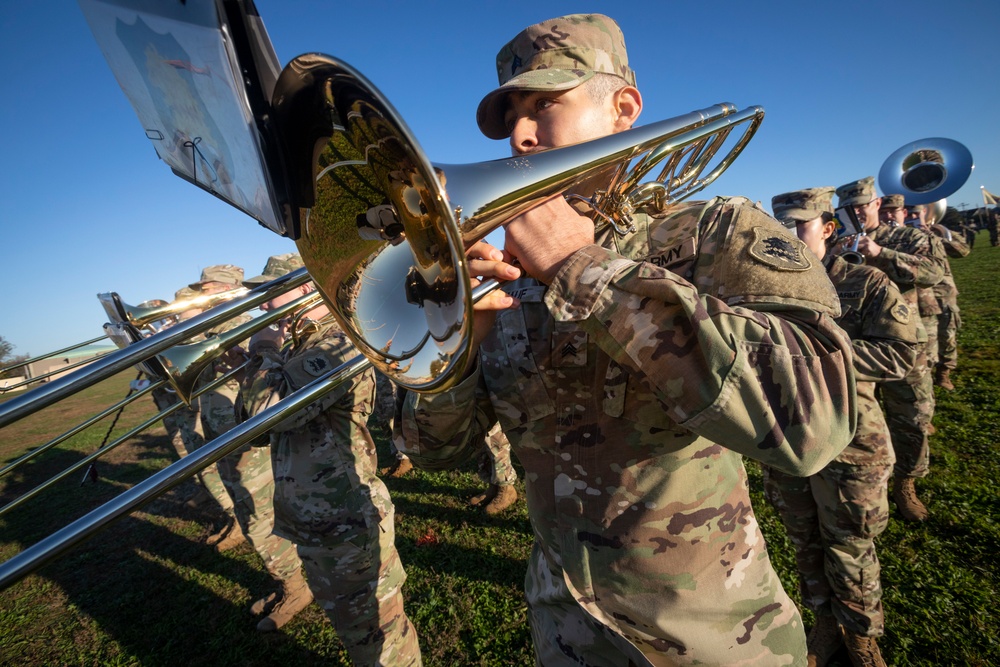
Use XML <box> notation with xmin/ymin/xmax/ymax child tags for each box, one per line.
<box><xmin>838</xmin><ymin>195</ymin><xmax>877</xmax><ymax>208</ymax></box>
<box><xmin>476</xmin><ymin>69</ymin><xmax>594</xmax><ymax>140</ymax></box>
<box><xmin>775</xmin><ymin>209</ymin><xmax>831</xmax><ymax>227</ymax></box>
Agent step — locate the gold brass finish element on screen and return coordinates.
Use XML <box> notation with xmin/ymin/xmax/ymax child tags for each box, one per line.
<box><xmin>272</xmin><ymin>53</ymin><xmax>765</xmax><ymax>393</ymax></box>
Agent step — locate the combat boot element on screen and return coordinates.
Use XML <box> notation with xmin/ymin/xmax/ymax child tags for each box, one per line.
<box><xmin>206</xmin><ymin>520</ymin><xmax>247</xmax><ymax>552</ymax></box>
<box><xmin>182</xmin><ymin>485</ymin><xmax>214</xmax><ymax>509</ymax></box>
<box><xmin>806</xmin><ymin>614</ymin><xmax>842</xmax><ymax>667</ymax></box>
<box><xmin>484</xmin><ymin>484</ymin><xmax>518</xmax><ymax>515</ymax></box>
<box><xmin>250</xmin><ymin>591</ymin><xmax>280</xmax><ymax>616</ymax></box>
<box><xmin>469</xmin><ymin>483</ymin><xmax>498</xmax><ymax>508</ymax></box>
<box><xmin>935</xmin><ymin>367</ymin><xmax>955</xmax><ymax>391</ymax></box>
<box><xmin>257</xmin><ymin>572</ymin><xmax>314</xmax><ymax>632</ymax></box>
<box><xmin>843</xmin><ymin>631</ymin><xmax>886</xmax><ymax>667</ymax></box>
<box><xmin>380</xmin><ymin>457</ymin><xmax>413</xmax><ymax>478</ymax></box>
<box><xmin>892</xmin><ymin>476</ymin><xmax>929</xmax><ymax>521</ymax></box>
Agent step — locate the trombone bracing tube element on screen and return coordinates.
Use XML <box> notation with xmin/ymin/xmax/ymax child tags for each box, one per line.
<box><xmin>0</xmin><ymin>353</ymin><xmax>371</xmax><ymax>591</ymax></box>
<box><xmin>0</xmin><ymin>268</ymin><xmax>311</xmax><ymax>429</ymax></box>
<box><xmin>0</xmin><ymin>280</ymin><xmax>497</xmax><ymax>590</ymax></box>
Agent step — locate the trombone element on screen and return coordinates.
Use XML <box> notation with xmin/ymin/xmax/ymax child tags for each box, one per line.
<box><xmin>1</xmin><ymin>0</ymin><xmax>766</xmax><ymax>589</ymax></box>
<box><xmin>0</xmin><ymin>66</ymin><xmax>764</xmax><ymax>591</ymax></box>
<box><xmin>0</xmin><ymin>287</ymin><xmax>321</xmax><ymax>517</ymax></box>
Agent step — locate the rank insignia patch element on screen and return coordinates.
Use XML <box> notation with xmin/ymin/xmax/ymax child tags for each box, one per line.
<box><xmin>748</xmin><ymin>227</ymin><xmax>812</xmax><ymax>271</ymax></box>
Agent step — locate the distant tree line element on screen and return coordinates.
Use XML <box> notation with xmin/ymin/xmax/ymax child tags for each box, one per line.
<box><xmin>0</xmin><ymin>336</ymin><xmax>30</xmax><ymax>379</ymax></box>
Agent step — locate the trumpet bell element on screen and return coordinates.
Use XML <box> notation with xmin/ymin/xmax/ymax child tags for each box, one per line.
<box><xmin>878</xmin><ymin>137</ymin><xmax>973</xmax><ymax>205</ymax></box>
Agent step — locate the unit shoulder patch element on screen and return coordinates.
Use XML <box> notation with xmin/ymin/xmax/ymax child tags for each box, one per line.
<box><xmin>890</xmin><ymin>301</ymin><xmax>911</xmax><ymax>324</ymax></box>
<box><xmin>747</xmin><ymin>227</ymin><xmax>812</xmax><ymax>271</ymax></box>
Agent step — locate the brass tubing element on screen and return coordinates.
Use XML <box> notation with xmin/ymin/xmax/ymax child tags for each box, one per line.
<box><xmin>157</xmin><ymin>290</ymin><xmax>322</xmax><ymax>403</ymax></box>
<box><xmin>0</xmin><ymin>268</ymin><xmax>311</xmax><ymax>429</ymax></box>
<box><xmin>0</xmin><ymin>377</ymin><xmax>167</xmax><ymax>479</ymax></box>
<box><xmin>0</xmin><ymin>365</ymin><xmax>241</xmax><ymax>517</ymax></box>
<box><xmin>0</xmin><ymin>353</ymin><xmax>370</xmax><ymax>590</ymax></box>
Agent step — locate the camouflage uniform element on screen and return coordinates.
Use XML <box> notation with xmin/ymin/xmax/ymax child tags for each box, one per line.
<box><xmin>192</xmin><ymin>264</ymin><xmax>305</xmax><ymax>586</ymax></box>
<box><xmin>400</xmin><ymin>193</ymin><xmax>857</xmax><ymax>666</ymax></box>
<box><xmin>863</xmin><ymin>222</ymin><xmax>945</xmax><ymax>478</ymax></box>
<box><xmin>149</xmin><ymin>384</ymin><xmax>234</xmax><ymax>509</ymax></box>
<box><xmin>242</xmin><ymin>319</ymin><xmax>421</xmax><ymax>666</ymax></box>
<box><xmin>480</xmin><ymin>422</ymin><xmax>517</xmax><ymax>487</ymax></box>
<box><xmin>763</xmin><ymin>188</ymin><xmax>919</xmax><ymax>638</ymax></box>
<box><xmin>929</xmin><ymin>224</ymin><xmax>969</xmax><ymax>378</ymax></box>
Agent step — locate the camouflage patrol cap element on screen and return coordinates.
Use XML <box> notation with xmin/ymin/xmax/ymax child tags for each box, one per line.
<box><xmin>771</xmin><ymin>187</ymin><xmax>835</xmax><ymax>227</ymax></box>
<box><xmin>173</xmin><ymin>286</ymin><xmax>199</xmax><ymax>302</ymax></box>
<box><xmin>476</xmin><ymin>13</ymin><xmax>636</xmax><ymax>140</ymax></box>
<box><xmin>243</xmin><ymin>253</ymin><xmax>305</xmax><ymax>287</ymax></box>
<box><xmin>835</xmin><ymin>176</ymin><xmax>879</xmax><ymax>208</ymax></box>
<box><xmin>881</xmin><ymin>193</ymin><xmax>905</xmax><ymax>209</ymax></box>
<box><xmin>189</xmin><ymin>264</ymin><xmax>243</xmax><ymax>289</ymax></box>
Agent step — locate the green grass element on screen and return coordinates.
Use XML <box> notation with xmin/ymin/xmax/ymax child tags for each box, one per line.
<box><xmin>2</xmin><ymin>232</ymin><xmax>999</xmax><ymax>665</ymax></box>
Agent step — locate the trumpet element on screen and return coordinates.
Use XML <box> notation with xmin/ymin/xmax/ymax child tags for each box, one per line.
<box><xmin>838</xmin><ymin>232</ymin><xmax>867</xmax><ymax>265</ymax></box>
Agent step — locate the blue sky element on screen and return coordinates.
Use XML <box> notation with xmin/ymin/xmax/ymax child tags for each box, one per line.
<box><xmin>2</xmin><ymin>0</ymin><xmax>999</xmax><ymax>357</ymax></box>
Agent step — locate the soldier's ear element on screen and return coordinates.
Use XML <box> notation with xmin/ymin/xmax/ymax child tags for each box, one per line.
<box><xmin>612</xmin><ymin>86</ymin><xmax>642</xmax><ymax>132</ymax></box>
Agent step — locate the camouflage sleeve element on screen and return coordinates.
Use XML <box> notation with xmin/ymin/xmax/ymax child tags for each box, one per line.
<box><xmin>236</xmin><ymin>342</ymin><xmax>287</xmax><ymax>445</ymax></box>
<box><xmin>868</xmin><ymin>231</ymin><xmax>946</xmax><ymax>288</ymax></box>
<box><xmin>853</xmin><ymin>272</ymin><xmax>919</xmax><ymax>383</ymax></box>
<box><xmin>269</xmin><ymin>334</ymin><xmax>372</xmax><ymax>432</ymax></box>
<box><xmin>397</xmin><ymin>362</ymin><xmax>496</xmax><ymax>471</ymax></box>
<box><xmin>943</xmin><ymin>235</ymin><xmax>971</xmax><ymax>258</ymax></box>
<box><xmin>544</xmin><ymin>211</ymin><xmax>856</xmax><ymax>476</ymax></box>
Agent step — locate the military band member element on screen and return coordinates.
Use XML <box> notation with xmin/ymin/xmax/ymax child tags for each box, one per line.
<box><xmin>470</xmin><ymin>422</ymin><xmax>518</xmax><ymax>515</ymax></box>
<box><xmin>397</xmin><ymin>14</ymin><xmax>857</xmax><ymax>665</ymax></box>
<box><xmin>836</xmin><ymin>178</ymin><xmax>947</xmax><ymax>522</ymax></box>
<box><xmin>187</xmin><ymin>262</ymin><xmax>313</xmax><ymax>631</ymax></box>
<box><xmin>240</xmin><ymin>258</ymin><xmax>421</xmax><ymax>665</ymax></box>
<box><xmin>911</xmin><ymin>204</ymin><xmax>970</xmax><ymax>390</ymax></box>
<box><xmin>147</xmin><ymin>283</ymin><xmax>247</xmax><ymax>546</ymax></box>
<box><xmin>767</xmin><ymin>187</ymin><xmax>918</xmax><ymax>667</ymax></box>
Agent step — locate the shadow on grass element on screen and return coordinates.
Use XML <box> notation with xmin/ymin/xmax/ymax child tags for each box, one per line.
<box><xmin>0</xmin><ymin>432</ymin><xmax>338</xmax><ymax>666</ymax></box>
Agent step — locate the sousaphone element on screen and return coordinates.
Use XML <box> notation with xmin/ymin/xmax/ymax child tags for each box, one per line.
<box><xmin>878</xmin><ymin>137</ymin><xmax>974</xmax><ymax>225</ymax></box>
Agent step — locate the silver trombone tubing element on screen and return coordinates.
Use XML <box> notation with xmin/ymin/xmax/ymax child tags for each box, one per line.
<box><xmin>0</xmin><ymin>334</ymin><xmax>110</xmax><ymax>376</ymax></box>
<box><xmin>0</xmin><ymin>268</ymin><xmax>311</xmax><ymax>430</ymax></box>
<box><xmin>0</xmin><ymin>280</ymin><xmax>494</xmax><ymax>590</ymax></box>
<box><xmin>0</xmin><ymin>365</ymin><xmax>239</xmax><ymax>517</ymax></box>
<box><xmin>0</xmin><ymin>377</ymin><xmax>168</xmax><ymax>479</ymax></box>
<box><xmin>0</xmin><ymin>353</ymin><xmax>370</xmax><ymax>591</ymax></box>
<box><xmin>1</xmin><ymin>348</ymin><xmax>117</xmax><ymax>393</ymax></box>
<box><xmin>0</xmin><ymin>287</ymin><xmax>320</xmax><ymax>510</ymax></box>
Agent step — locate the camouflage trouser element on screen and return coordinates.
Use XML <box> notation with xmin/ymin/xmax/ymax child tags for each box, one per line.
<box><xmin>202</xmin><ymin>382</ymin><xmax>303</xmax><ymax>583</ymax></box>
<box><xmin>524</xmin><ymin>542</ymin><xmax>807</xmax><ymax>665</ymax></box>
<box><xmin>152</xmin><ymin>386</ymin><xmax>235</xmax><ymax>514</ymax></box>
<box><xmin>937</xmin><ymin>308</ymin><xmax>961</xmax><ymax>372</ymax></box>
<box><xmin>478</xmin><ymin>422</ymin><xmax>517</xmax><ymax>486</ymax></box>
<box><xmin>922</xmin><ymin>315</ymin><xmax>940</xmax><ymax>368</ymax></box>
<box><xmin>217</xmin><ymin>442</ymin><xmax>304</xmax><ymax>581</ymax></box>
<box><xmin>880</xmin><ymin>348</ymin><xmax>934</xmax><ymax>478</ymax></box>
<box><xmin>372</xmin><ymin>371</ymin><xmax>397</xmax><ymax>430</ymax></box>
<box><xmin>386</xmin><ymin>384</ymin><xmax>409</xmax><ymax>460</ymax></box>
<box><xmin>298</xmin><ymin>506</ymin><xmax>422</xmax><ymax>667</ymax></box>
<box><xmin>763</xmin><ymin>461</ymin><xmax>891</xmax><ymax>637</ymax></box>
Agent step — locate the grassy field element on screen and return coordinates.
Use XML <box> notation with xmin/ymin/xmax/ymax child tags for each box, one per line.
<box><xmin>1</xmin><ymin>232</ymin><xmax>998</xmax><ymax>666</ymax></box>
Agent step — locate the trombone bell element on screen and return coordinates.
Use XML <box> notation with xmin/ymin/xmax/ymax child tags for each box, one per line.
<box><xmin>271</xmin><ymin>54</ymin><xmax>764</xmax><ymax>393</ymax></box>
